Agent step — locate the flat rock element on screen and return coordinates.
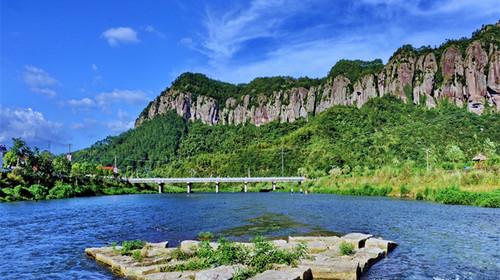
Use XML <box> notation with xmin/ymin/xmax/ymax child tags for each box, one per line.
<box><xmin>302</xmin><ymin>257</ymin><xmax>360</xmax><ymax>280</ymax></box>
<box><xmin>180</xmin><ymin>240</ymin><xmax>200</xmax><ymax>255</ymax></box>
<box><xmin>354</xmin><ymin>247</ymin><xmax>385</xmax><ymax>272</ymax></box>
<box><xmin>250</xmin><ymin>267</ymin><xmax>313</xmax><ymax>280</ymax></box>
<box><xmin>195</xmin><ymin>265</ymin><xmax>244</xmax><ymax>280</ymax></box>
<box><xmin>143</xmin><ymin>271</ymin><xmax>196</xmax><ymax>280</ymax></box>
<box><xmin>364</xmin><ymin>238</ymin><xmax>397</xmax><ymax>253</ymax></box>
<box><xmin>341</xmin><ymin>233</ymin><xmax>373</xmax><ymax>249</ymax></box>
<box><xmin>289</xmin><ymin>236</ymin><xmax>340</xmax><ymax>253</ymax></box>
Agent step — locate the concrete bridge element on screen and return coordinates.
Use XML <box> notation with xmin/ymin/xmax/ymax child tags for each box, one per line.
<box><xmin>127</xmin><ymin>177</ymin><xmax>305</xmax><ymax>193</ymax></box>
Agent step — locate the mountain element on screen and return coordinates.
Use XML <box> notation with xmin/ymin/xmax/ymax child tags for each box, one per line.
<box><xmin>73</xmin><ymin>23</ymin><xmax>500</xmax><ymax>178</ymax></box>
<box><xmin>135</xmin><ymin>22</ymin><xmax>500</xmax><ymax>128</ymax></box>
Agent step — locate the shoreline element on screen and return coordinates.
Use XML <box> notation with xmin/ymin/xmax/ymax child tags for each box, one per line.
<box><xmin>1</xmin><ymin>184</ymin><xmax>498</xmax><ymax>208</ymax></box>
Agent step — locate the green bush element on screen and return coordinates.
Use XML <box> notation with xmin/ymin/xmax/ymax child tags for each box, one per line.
<box><xmin>120</xmin><ymin>240</ymin><xmax>145</xmax><ymax>256</ymax></box>
<box><xmin>399</xmin><ymin>185</ymin><xmax>410</xmax><ymax>197</ymax></box>
<box><xmin>28</xmin><ymin>184</ymin><xmax>48</xmax><ymax>200</ymax></box>
<box><xmin>339</xmin><ymin>241</ymin><xmax>354</xmax><ymax>256</ymax></box>
<box><xmin>167</xmin><ymin>237</ymin><xmax>307</xmax><ymax>279</ymax></box>
<box><xmin>47</xmin><ymin>182</ymin><xmax>75</xmax><ymax>199</ymax></box>
<box><xmin>131</xmin><ymin>250</ymin><xmax>144</xmax><ymax>262</ymax></box>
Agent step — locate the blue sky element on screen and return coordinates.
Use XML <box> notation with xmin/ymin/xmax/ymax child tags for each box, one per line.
<box><xmin>1</xmin><ymin>0</ymin><xmax>499</xmax><ymax>153</ymax></box>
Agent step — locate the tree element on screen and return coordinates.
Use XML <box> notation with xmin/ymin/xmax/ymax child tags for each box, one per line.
<box><xmin>53</xmin><ymin>156</ymin><xmax>71</xmax><ymax>176</ymax></box>
<box><xmin>445</xmin><ymin>145</ymin><xmax>465</xmax><ymax>164</ymax></box>
<box><xmin>2</xmin><ymin>150</ymin><xmax>17</xmax><ymax>168</ymax></box>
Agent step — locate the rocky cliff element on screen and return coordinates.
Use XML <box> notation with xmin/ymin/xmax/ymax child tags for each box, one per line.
<box><xmin>136</xmin><ymin>23</ymin><xmax>500</xmax><ymax>127</ymax></box>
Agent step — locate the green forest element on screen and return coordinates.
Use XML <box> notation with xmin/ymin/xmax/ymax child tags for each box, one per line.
<box><xmin>68</xmin><ymin>96</ymin><xmax>500</xmax><ymax>207</ymax></box>
<box><xmin>2</xmin><ymin>23</ymin><xmax>499</xmax><ymax>206</ymax></box>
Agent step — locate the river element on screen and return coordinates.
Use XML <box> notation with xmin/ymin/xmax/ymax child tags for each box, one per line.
<box><xmin>0</xmin><ymin>193</ymin><xmax>498</xmax><ymax>279</ymax></box>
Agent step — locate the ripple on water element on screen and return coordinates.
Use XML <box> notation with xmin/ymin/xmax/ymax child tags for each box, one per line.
<box><xmin>0</xmin><ymin>193</ymin><xmax>499</xmax><ymax>279</ymax></box>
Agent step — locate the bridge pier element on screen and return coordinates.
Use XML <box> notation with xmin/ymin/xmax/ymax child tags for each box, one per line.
<box><xmin>215</xmin><ymin>182</ymin><xmax>220</xmax><ymax>193</ymax></box>
<box><xmin>187</xmin><ymin>182</ymin><xmax>192</xmax><ymax>194</ymax></box>
<box><xmin>272</xmin><ymin>181</ymin><xmax>276</xmax><ymax>191</ymax></box>
<box><xmin>158</xmin><ymin>183</ymin><xmax>164</xmax><ymax>194</ymax></box>
<box><xmin>244</xmin><ymin>182</ymin><xmax>248</xmax><ymax>193</ymax></box>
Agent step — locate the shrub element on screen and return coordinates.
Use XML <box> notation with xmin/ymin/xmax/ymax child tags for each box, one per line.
<box><xmin>399</xmin><ymin>185</ymin><xmax>410</xmax><ymax>197</ymax></box>
<box><xmin>166</xmin><ymin>237</ymin><xmax>307</xmax><ymax>279</ymax></box>
<box><xmin>415</xmin><ymin>192</ymin><xmax>424</xmax><ymax>200</ymax></box>
<box><xmin>120</xmin><ymin>240</ymin><xmax>145</xmax><ymax>256</ymax></box>
<box><xmin>197</xmin><ymin>231</ymin><xmax>214</xmax><ymax>241</ymax></box>
<box><xmin>339</xmin><ymin>241</ymin><xmax>354</xmax><ymax>256</ymax></box>
<box><xmin>131</xmin><ymin>250</ymin><xmax>144</xmax><ymax>262</ymax></box>
<box><xmin>47</xmin><ymin>182</ymin><xmax>75</xmax><ymax>199</ymax></box>
<box><xmin>28</xmin><ymin>184</ymin><xmax>48</xmax><ymax>200</ymax></box>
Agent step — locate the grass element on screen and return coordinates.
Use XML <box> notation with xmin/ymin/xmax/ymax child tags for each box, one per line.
<box><xmin>308</xmin><ymin>167</ymin><xmax>500</xmax><ymax>207</ymax></box>
<box><xmin>339</xmin><ymin>242</ymin><xmax>354</xmax><ymax>256</ymax></box>
<box><xmin>162</xmin><ymin>235</ymin><xmax>307</xmax><ymax>279</ymax></box>
<box><xmin>120</xmin><ymin>240</ymin><xmax>145</xmax><ymax>256</ymax></box>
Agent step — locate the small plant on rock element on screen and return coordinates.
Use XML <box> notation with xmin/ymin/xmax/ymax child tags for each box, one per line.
<box><xmin>120</xmin><ymin>240</ymin><xmax>145</xmax><ymax>256</ymax></box>
<box><xmin>132</xmin><ymin>250</ymin><xmax>144</xmax><ymax>262</ymax></box>
<box><xmin>339</xmin><ymin>241</ymin><xmax>354</xmax><ymax>256</ymax></box>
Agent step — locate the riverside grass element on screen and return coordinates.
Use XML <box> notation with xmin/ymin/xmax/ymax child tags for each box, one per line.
<box><xmin>157</xmin><ymin>167</ymin><xmax>500</xmax><ymax>208</ymax></box>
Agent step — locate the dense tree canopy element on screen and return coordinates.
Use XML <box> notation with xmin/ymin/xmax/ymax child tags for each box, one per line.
<box><xmin>74</xmin><ymin>96</ymin><xmax>500</xmax><ymax>178</ymax></box>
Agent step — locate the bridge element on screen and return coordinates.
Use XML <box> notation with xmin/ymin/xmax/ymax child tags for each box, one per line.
<box><xmin>127</xmin><ymin>177</ymin><xmax>306</xmax><ymax>193</ymax></box>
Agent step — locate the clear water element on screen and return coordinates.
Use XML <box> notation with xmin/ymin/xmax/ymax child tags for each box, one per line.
<box><xmin>0</xmin><ymin>193</ymin><xmax>499</xmax><ymax>279</ymax></box>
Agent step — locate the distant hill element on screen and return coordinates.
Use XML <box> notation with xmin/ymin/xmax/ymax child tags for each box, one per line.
<box><xmin>73</xmin><ymin>22</ymin><xmax>500</xmax><ymax>176</ymax></box>
<box><xmin>136</xmin><ymin>22</ymin><xmax>499</xmax><ymax>128</ymax></box>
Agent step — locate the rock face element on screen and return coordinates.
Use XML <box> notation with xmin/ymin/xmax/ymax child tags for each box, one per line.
<box><xmin>135</xmin><ymin>24</ymin><xmax>500</xmax><ymax>127</ymax></box>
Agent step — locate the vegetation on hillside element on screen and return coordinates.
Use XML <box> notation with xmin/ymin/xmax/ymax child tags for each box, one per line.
<box><xmin>327</xmin><ymin>59</ymin><xmax>384</xmax><ymax>83</ymax></box>
<box><xmin>169</xmin><ymin>72</ymin><xmax>324</xmax><ymax>105</ymax></box>
<box><xmin>69</xmin><ymin>96</ymin><xmax>500</xmax><ymax>207</ymax></box>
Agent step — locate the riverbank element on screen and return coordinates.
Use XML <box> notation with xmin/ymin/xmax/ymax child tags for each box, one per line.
<box><xmin>85</xmin><ymin>234</ymin><xmax>396</xmax><ymax>280</ymax></box>
<box><xmin>0</xmin><ymin>173</ymin><xmax>156</xmax><ymax>202</ymax></box>
<box><xmin>148</xmin><ymin>168</ymin><xmax>500</xmax><ymax>208</ymax></box>
<box><xmin>306</xmin><ymin>168</ymin><xmax>500</xmax><ymax>208</ymax></box>
<box><xmin>2</xmin><ymin>168</ymin><xmax>498</xmax><ymax>208</ymax></box>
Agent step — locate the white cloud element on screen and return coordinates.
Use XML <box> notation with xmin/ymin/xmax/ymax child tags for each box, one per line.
<box><xmin>101</xmin><ymin>27</ymin><xmax>139</xmax><ymax>46</ymax></box>
<box><xmin>188</xmin><ymin>25</ymin><xmax>401</xmax><ymax>83</ymax></box>
<box><xmin>200</xmin><ymin>0</ymin><xmax>301</xmax><ymax>60</ymax></box>
<box><xmin>145</xmin><ymin>25</ymin><xmax>165</xmax><ymax>38</ymax></box>
<box><xmin>359</xmin><ymin>0</ymin><xmax>499</xmax><ymax>16</ymax></box>
<box><xmin>23</xmin><ymin>65</ymin><xmax>59</xmax><ymax>97</ymax></box>
<box><xmin>66</xmin><ymin>89</ymin><xmax>148</xmax><ymax>109</ymax></box>
<box><xmin>67</xmin><ymin>97</ymin><xmax>95</xmax><ymax>107</ymax></box>
<box><xmin>69</xmin><ymin>118</ymin><xmax>98</xmax><ymax>130</ymax></box>
<box><xmin>104</xmin><ymin>110</ymin><xmax>134</xmax><ymax>133</ymax></box>
<box><xmin>0</xmin><ymin>106</ymin><xmax>64</xmax><ymax>145</ymax></box>
<box><xmin>95</xmin><ymin>89</ymin><xmax>149</xmax><ymax>107</ymax></box>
